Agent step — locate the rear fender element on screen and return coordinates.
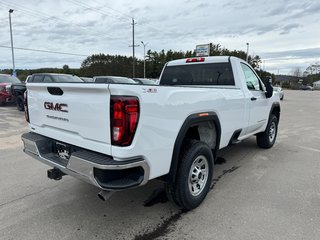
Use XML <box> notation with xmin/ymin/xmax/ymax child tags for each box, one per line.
<box><xmin>166</xmin><ymin>112</ymin><xmax>221</xmax><ymax>183</ymax></box>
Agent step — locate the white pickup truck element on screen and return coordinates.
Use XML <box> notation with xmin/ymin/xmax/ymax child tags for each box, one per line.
<box><xmin>22</xmin><ymin>56</ymin><xmax>280</xmax><ymax>210</ymax></box>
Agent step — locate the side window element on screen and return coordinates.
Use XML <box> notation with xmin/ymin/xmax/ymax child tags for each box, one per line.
<box><xmin>240</xmin><ymin>63</ymin><xmax>261</xmax><ymax>91</ymax></box>
<box><xmin>32</xmin><ymin>75</ymin><xmax>44</xmax><ymax>83</ymax></box>
<box><xmin>43</xmin><ymin>76</ymin><xmax>52</xmax><ymax>82</ymax></box>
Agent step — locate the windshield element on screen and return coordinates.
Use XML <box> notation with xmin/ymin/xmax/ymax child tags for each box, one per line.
<box><xmin>134</xmin><ymin>78</ymin><xmax>157</xmax><ymax>85</ymax></box>
<box><xmin>80</xmin><ymin>77</ymin><xmax>94</xmax><ymax>82</ymax></box>
<box><xmin>0</xmin><ymin>75</ymin><xmax>21</xmax><ymax>83</ymax></box>
<box><xmin>95</xmin><ymin>76</ymin><xmax>137</xmax><ymax>84</ymax></box>
<box><xmin>52</xmin><ymin>75</ymin><xmax>83</xmax><ymax>83</ymax></box>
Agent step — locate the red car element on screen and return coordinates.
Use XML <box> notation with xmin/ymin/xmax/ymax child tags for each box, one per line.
<box><xmin>0</xmin><ymin>74</ymin><xmax>21</xmax><ymax>105</ymax></box>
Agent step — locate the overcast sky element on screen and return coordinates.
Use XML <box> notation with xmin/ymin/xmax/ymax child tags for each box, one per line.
<box><xmin>0</xmin><ymin>0</ymin><xmax>319</xmax><ymax>75</ymax></box>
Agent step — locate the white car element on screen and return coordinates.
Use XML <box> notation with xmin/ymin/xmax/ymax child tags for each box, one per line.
<box><xmin>273</xmin><ymin>86</ymin><xmax>284</xmax><ymax>100</ymax></box>
<box><xmin>22</xmin><ymin>56</ymin><xmax>280</xmax><ymax>210</ymax></box>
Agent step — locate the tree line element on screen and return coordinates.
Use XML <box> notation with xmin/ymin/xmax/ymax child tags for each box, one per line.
<box><xmin>1</xmin><ymin>43</ymin><xmax>270</xmax><ymax>81</ymax></box>
<box><xmin>79</xmin><ymin>43</ymin><xmax>264</xmax><ymax>79</ymax></box>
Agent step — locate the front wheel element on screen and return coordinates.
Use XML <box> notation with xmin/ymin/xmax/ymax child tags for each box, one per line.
<box><xmin>166</xmin><ymin>140</ymin><xmax>214</xmax><ymax>210</ymax></box>
<box><xmin>256</xmin><ymin>114</ymin><xmax>278</xmax><ymax>149</ymax></box>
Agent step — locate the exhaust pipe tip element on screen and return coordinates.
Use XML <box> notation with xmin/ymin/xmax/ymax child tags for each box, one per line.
<box><xmin>98</xmin><ymin>190</ymin><xmax>114</xmax><ymax>201</ymax></box>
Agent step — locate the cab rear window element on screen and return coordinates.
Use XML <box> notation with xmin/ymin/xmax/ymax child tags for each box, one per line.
<box><xmin>160</xmin><ymin>62</ymin><xmax>235</xmax><ymax>86</ymax></box>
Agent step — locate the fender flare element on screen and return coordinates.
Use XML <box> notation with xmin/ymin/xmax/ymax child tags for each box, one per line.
<box><xmin>166</xmin><ymin>112</ymin><xmax>221</xmax><ymax>183</ymax></box>
<box><xmin>269</xmin><ymin>102</ymin><xmax>281</xmax><ymax>121</ymax></box>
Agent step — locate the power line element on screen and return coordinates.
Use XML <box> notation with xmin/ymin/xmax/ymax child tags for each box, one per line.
<box><xmin>0</xmin><ymin>45</ymin><xmax>88</xmax><ymax>57</ymax></box>
<box><xmin>0</xmin><ymin>1</ymin><xmax>147</xmax><ymax>57</ymax></box>
<box><xmin>66</xmin><ymin>0</ymin><xmax>130</xmax><ymax>24</ymax></box>
<box><xmin>0</xmin><ymin>2</ymin><xmax>52</xmax><ymax>21</ymax></box>
<box><xmin>0</xmin><ymin>1</ymin><xmax>129</xmax><ymax>42</ymax></box>
<box><xmin>1</xmin><ymin>0</ymin><xmax>190</xmax><ymax>46</ymax></box>
<box><xmin>89</xmin><ymin>0</ymin><xmax>132</xmax><ymax>19</ymax></box>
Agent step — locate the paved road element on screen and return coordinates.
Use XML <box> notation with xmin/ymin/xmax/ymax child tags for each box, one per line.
<box><xmin>1</xmin><ymin>91</ymin><xmax>320</xmax><ymax>240</ymax></box>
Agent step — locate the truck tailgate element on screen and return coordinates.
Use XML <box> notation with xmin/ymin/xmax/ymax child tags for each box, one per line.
<box><xmin>27</xmin><ymin>83</ymin><xmax>112</xmax><ymax>154</ymax></box>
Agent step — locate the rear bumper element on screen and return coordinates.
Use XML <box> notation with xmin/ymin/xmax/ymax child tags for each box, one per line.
<box><xmin>21</xmin><ymin>132</ymin><xmax>150</xmax><ymax>190</ymax></box>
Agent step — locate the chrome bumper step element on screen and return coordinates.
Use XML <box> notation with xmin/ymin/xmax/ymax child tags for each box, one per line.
<box><xmin>21</xmin><ymin>132</ymin><xmax>149</xmax><ymax>190</ymax></box>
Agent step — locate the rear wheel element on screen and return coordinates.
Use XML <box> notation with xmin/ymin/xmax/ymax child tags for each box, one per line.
<box><xmin>256</xmin><ymin>114</ymin><xmax>278</xmax><ymax>149</ymax></box>
<box><xmin>166</xmin><ymin>140</ymin><xmax>214</xmax><ymax>210</ymax></box>
<box><xmin>16</xmin><ymin>95</ymin><xmax>24</xmax><ymax>111</ymax></box>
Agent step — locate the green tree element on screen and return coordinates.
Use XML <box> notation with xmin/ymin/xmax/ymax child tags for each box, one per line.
<box><xmin>62</xmin><ymin>64</ymin><xmax>70</xmax><ymax>74</ymax></box>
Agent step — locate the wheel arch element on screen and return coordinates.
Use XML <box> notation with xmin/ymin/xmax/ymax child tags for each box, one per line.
<box><xmin>270</xmin><ymin>102</ymin><xmax>280</xmax><ymax>122</ymax></box>
<box><xmin>165</xmin><ymin>112</ymin><xmax>221</xmax><ymax>183</ymax></box>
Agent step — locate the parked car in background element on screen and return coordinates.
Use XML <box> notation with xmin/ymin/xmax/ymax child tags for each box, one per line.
<box><xmin>273</xmin><ymin>86</ymin><xmax>284</xmax><ymax>100</ymax></box>
<box><xmin>133</xmin><ymin>78</ymin><xmax>157</xmax><ymax>85</ymax></box>
<box><xmin>300</xmin><ymin>85</ymin><xmax>314</xmax><ymax>91</ymax></box>
<box><xmin>80</xmin><ymin>77</ymin><xmax>94</xmax><ymax>82</ymax></box>
<box><xmin>27</xmin><ymin>73</ymin><xmax>84</xmax><ymax>83</ymax></box>
<box><xmin>0</xmin><ymin>74</ymin><xmax>21</xmax><ymax>106</ymax></box>
<box><xmin>11</xmin><ymin>74</ymin><xmax>83</xmax><ymax>111</ymax></box>
<box><xmin>11</xmin><ymin>79</ymin><xmax>27</xmax><ymax>111</ymax></box>
<box><xmin>93</xmin><ymin>76</ymin><xmax>137</xmax><ymax>84</ymax></box>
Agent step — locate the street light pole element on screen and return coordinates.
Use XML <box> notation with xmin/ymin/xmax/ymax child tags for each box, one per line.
<box><xmin>141</xmin><ymin>41</ymin><xmax>148</xmax><ymax>78</ymax></box>
<box><xmin>246</xmin><ymin>42</ymin><xmax>249</xmax><ymax>62</ymax></box>
<box><xmin>9</xmin><ymin>9</ymin><xmax>16</xmax><ymax>76</ymax></box>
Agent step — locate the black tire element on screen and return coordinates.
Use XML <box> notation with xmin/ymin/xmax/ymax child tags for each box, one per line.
<box><xmin>256</xmin><ymin>114</ymin><xmax>278</xmax><ymax>149</ymax></box>
<box><xmin>16</xmin><ymin>95</ymin><xmax>24</xmax><ymax>111</ymax></box>
<box><xmin>166</xmin><ymin>140</ymin><xmax>214</xmax><ymax>210</ymax></box>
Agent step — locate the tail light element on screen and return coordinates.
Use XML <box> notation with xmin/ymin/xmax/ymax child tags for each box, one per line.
<box><xmin>24</xmin><ymin>90</ymin><xmax>30</xmax><ymax>123</ymax></box>
<box><xmin>110</xmin><ymin>96</ymin><xmax>139</xmax><ymax>146</ymax></box>
<box><xmin>186</xmin><ymin>57</ymin><xmax>205</xmax><ymax>63</ymax></box>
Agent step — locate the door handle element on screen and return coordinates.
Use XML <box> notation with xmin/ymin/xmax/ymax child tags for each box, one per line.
<box><xmin>251</xmin><ymin>97</ymin><xmax>257</xmax><ymax>101</ymax></box>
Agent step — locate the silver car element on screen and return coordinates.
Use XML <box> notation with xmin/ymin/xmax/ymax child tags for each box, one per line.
<box><xmin>93</xmin><ymin>76</ymin><xmax>137</xmax><ymax>84</ymax></box>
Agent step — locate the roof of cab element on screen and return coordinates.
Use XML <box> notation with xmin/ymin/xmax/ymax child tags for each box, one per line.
<box><xmin>166</xmin><ymin>56</ymin><xmax>240</xmax><ymax>66</ymax></box>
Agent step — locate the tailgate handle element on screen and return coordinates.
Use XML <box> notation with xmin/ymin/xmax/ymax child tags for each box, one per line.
<box><xmin>47</xmin><ymin>87</ymin><xmax>63</xmax><ymax>96</ymax></box>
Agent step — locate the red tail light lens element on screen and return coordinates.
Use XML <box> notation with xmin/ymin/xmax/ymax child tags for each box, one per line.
<box><xmin>186</xmin><ymin>57</ymin><xmax>205</xmax><ymax>63</ymax></box>
<box><xmin>24</xmin><ymin>90</ymin><xmax>30</xmax><ymax>123</ymax></box>
<box><xmin>110</xmin><ymin>96</ymin><xmax>139</xmax><ymax>146</ymax></box>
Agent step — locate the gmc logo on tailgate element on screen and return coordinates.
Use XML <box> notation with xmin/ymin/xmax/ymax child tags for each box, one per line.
<box><xmin>44</xmin><ymin>102</ymin><xmax>68</xmax><ymax>113</ymax></box>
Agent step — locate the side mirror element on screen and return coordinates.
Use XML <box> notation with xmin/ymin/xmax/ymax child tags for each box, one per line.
<box><xmin>265</xmin><ymin>79</ymin><xmax>273</xmax><ymax>98</ymax></box>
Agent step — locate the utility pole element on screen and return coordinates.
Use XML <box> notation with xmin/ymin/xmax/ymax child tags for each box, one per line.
<box><xmin>246</xmin><ymin>42</ymin><xmax>249</xmax><ymax>62</ymax></box>
<box><xmin>129</xmin><ymin>18</ymin><xmax>139</xmax><ymax>78</ymax></box>
<box><xmin>141</xmin><ymin>41</ymin><xmax>148</xmax><ymax>78</ymax></box>
<box><xmin>9</xmin><ymin>9</ymin><xmax>16</xmax><ymax>76</ymax></box>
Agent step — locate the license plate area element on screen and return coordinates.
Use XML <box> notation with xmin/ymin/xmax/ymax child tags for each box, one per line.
<box><xmin>55</xmin><ymin>142</ymin><xmax>71</xmax><ymax>160</ymax></box>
